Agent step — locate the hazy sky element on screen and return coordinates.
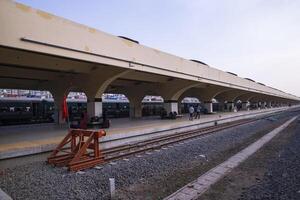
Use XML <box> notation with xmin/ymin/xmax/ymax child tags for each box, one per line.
<box><xmin>16</xmin><ymin>0</ymin><xmax>300</xmax><ymax>96</ymax></box>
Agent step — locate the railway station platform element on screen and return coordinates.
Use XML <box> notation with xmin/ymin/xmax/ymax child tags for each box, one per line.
<box><xmin>0</xmin><ymin>107</ymin><xmax>295</xmax><ymax>160</ymax></box>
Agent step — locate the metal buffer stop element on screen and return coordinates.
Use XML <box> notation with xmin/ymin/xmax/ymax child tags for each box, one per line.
<box><xmin>47</xmin><ymin>129</ymin><xmax>106</xmax><ymax>171</ymax></box>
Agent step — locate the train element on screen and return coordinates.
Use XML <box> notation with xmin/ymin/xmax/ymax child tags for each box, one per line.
<box><xmin>0</xmin><ymin>98</ymin><xmax>55</xmax><ymax>125</ymax></box>
<box><xmin>0</xmin><ymin>98</ymin><xmax>165</xmax><ymax>126</ymax></box>
<box><xmin>0</xmin><ymin>97</ymin><xmax>222</xmax><ymax>126</ymax></box>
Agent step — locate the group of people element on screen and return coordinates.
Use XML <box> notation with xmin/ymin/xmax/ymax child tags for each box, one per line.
<box><xmin>188</xmin><ymin>105</ymin><xmax>201</xmax><ymax>121</ymax></box>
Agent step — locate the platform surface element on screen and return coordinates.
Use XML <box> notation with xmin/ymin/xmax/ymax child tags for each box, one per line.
<box><xmin>0</xmin><ymin>107</ymin><xmax>290</xmax><ymax>159</ymax></box>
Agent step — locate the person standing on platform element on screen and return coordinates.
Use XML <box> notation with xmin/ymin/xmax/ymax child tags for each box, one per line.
<box><xmin>189</xmin><ymin>106</ymin><xmax>194</xmax><ymax>121</ymax></box>
<box><xmin>195</xmin><ymin>105</ymin><xmax>201</xmax><ymax>119</ymax></box>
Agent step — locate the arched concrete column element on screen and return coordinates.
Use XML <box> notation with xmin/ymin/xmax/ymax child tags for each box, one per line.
<box><xmin>256</xmin><ymin>96</ymin><xmax>275</xmax><ymax>108</ymax></box>
<box><xmin>126</xmin><ymin>93</ymin><xmax>145</xmax><ymax>119</ymax></box>
<box><xmin>111</xmin><ymin>84</ymin><xmax>152</xmax><ymax>119</ymax></box>
<box><xmin>158</xmin><ymin>80</ymin><xmax>203</xmax><ymax>114</ymax></box>
<box><xmin>215</xmin><ymin>90</ymin><xmax>248</xmax><ymax>112</ymax></box>
<box><xmin>249</xmin><ymin>94</ymin><xmax>266</xmax><ymax>109</ymax></box>
<box><xmin>44</xmin><ymin>78</ymin><xmax>75</xmax><ymax>125</ymax></box>
<box><xmin>267</xmin><ymin>101</ymin><xmax>273</xmax><ymax>108</ymax></box>
<box><xmin>234</xmin><ymin>92</ymin><xmax>259</xmax><ymax>110</ymax></box>
<box><xmin>264</xmin><ymin>97</ymin><xmax>279</xmax><ymax>108</ymax></box>
<box><xmin>178</xmin><ymin>85</ymin><xmax>229</xmax><ymax>113</ymax></box>
<box><xmin>128</xmin><ymin>97</ymin><xmax>143</xmax><ymax>119</ymax></box>
<box><xmin>250</xmin><ymin>94</ymin><xmax>287</xmax><ymax>108</ymax></box>
<box><xmin>160</xmin><ymin>81</ymin><xmax>202</xmax><ymax>101</ymax></box>
<box><xmin>81</xmin><ymin>68</ymin><xmax>130</xmax><ymax>119</ymax></box>
<box><xmin>51</xmin><ymin>92</ymin><xmax>65</xmax><ymax>124</ymax></box>
<box><xmin>86</xmin><ymin>97</ymin><xmax>103</xmax><ymax>119</ymax></box>
<box><xmin>44</xmin><ymin>67</ymin><xmax>130</xmax><ymax>122</ymax></box>
<box><xmin>276</xmin><ymin>99</ymin><xmax>283</xmax><ymax>107</ymax></box>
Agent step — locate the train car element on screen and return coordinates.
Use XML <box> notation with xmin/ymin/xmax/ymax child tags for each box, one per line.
<box><xmin>142</xmin><ymin>102</ymin><xmax>163</xmax><ymax>116</ymax></box>
<box><xmin>103</xmin><ymin>102</ymin><xmax>129</xmax><ymax>118</ymax></box>
<box><xmin>0</xmin><ymin>97</ymin><xmax>54</xmax><ymax>125</ymax></box>
<box><xmin>0</xmin><ymin>97</ymin><xmax>212</xmax><ymax>126</ymax></box>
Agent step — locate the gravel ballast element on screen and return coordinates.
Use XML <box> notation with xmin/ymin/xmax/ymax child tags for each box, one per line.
<box><xmin>0</xmin><ymin>110</ymin><xmax>299</xmax><ymax>200</ymax></box>
<box><xmin>200</xmin><ymin>113</ymin><xmax>300</xmax><ymax>200</ymax></box>
<box><xmin>240</xmin><ymin>118</ymin><xmax>300</xmax><ymax>200</ymax></box>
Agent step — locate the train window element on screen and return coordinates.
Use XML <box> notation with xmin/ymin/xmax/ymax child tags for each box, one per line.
<box><xmin>9</xmin><ymin>107</ymin><xmax>15</xmax><ymax>112</ymax></box>
<box><xmin>0</xmin><ymin>107</ymin><xmax>9</xmax><ymax>112</ymax></box>
<box><xmin>71</xmin><ymin>107</ymin><xmax>78</xmax><ymax>112</ymax></box>
<box><xmin>26</xmin><ymin>107</ymin><xmax>31</xmax><ymax>112</ymax></box>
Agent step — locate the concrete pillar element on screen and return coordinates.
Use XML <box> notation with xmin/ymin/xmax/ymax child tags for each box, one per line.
<box><xmin>53</xmin><ymin>107</ymin><xmax>65</xmax><ymax>124</ymax></box>
<box><xmin>87</xmin><ymin>98</ymin><xmax>103</xmax><ymax>118</ymax></box>
<box><xmin>126</xmin><ymin>94</ymin><xmax>144</xmax><ymax>119</ymax></box>
<box><xmin>53</xmin><ymin>94</ymin><xmax>67</xmax><ymax>125</ymax></box>
<box><xmin>178</xmin><ymin>103</ymin><xmax>182</xmax><ymax>114</ymax></box>
<box><xmin>252</xmin><ymin>102</ymin><xmax>259</xmax><ymax>110</ymax></box>
<box><xmin>267</xmin><ymin>102</ymin><xmax>272</xmax><ymax>108</ymax></box>
<box><xmin>204</xmin><ymin>101</ymin><xmax>213</xmax><ymax>113</ymax></box>
<box><xmin>164</xmin><ymin>100</ymin><xmax>178</xmax><ymax>114</ymax></box>
<box><xmin>226</xmin><ymin>102</ymin><xmax>235</xmax><ymax>112</ymax></box>
<box><xmin>129</xmin><ymin>101</ymin><xmax>142</xmax><ymax>118</ymax></box>
<box><xmin>242</xmin><ymin>102</ymin><xmax>250</xmax><ymax>111</ymax></box>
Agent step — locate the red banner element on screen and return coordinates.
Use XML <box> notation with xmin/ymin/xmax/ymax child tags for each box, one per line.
<box><xmin>62</xmin><ymin>95</ymin><xmax>68</xmax><ymax>120</ymax></box>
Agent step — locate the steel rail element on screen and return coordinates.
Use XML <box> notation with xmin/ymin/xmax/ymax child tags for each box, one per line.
<box><xmin>102</xmin><ymin>118</ymin><xmax>257</xmax><ymax>162</ymax></box>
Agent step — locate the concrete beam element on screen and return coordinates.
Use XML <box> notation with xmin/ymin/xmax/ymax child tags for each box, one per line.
<box><xmin>0</xmin><ymin>0</ymin><xmax>298</xmax><ymax>102</ymax></box>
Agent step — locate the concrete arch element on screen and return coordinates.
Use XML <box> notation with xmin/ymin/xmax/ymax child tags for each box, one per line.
<box><xmin>249</xmin><ymin>94</ymin><xmax>270</xmax><ymax>102</ymax></box>
<box><xmin>214</xmin><ymin>89</ymin><xmax>248</xmax><ymax>102</ymax></box>
<box><xmin>234</xmin><ymin>92</ymin><xmax>260</xmax><ymax>110</ymax></box>
<box><xmin>179</xmin><ymin>86</ymin><xmax>228</xmax><ymax>102</ymax></box>
<box><xmin>234</xmin><ymin>92</ymin><xmax>258</xmax><ymax>102</ymax></box>
<box><xmin>247</xmin><ymin>94</ymin><xmax>267</xmax><ymax>109</ymax></box>
<box><xmin>106</xmin><ymin>79</ymin><xmax>204</xmax><ymax>117</ymax></box>
<box><xmin>82</xmin><ymin>69</ymin><xmax>131</xmax><ymax>100</ymax></box>
<box><xmin>214</xmin><ymin>89</ymin><xmax>249</xmax><ymax>112</ymax></box>
<box><xmin>178</xmin><ymin>85</ymin><xmax>230</xmax><ymax>113</ymax></box>
<box><xmin>161</xmin><ymin>82</ymin><xmax>203</xmax><ymax>101</ymax></box>
<box><xmin>38</xmin><ymin>68</ymin><xmax>130</xmax><ymax>123</ymax></box>
<box><xmin>74</xmin><ymin>68</ymin><xmax>131</xmax><ymax>120</ymax></box>
<box><xmin>158</xmin><ymin>81</ymin><xmax>205</xmax><ymax>115</ymax></box>
<box><xmin>106</xmin><ymin>84</ymin><xmax>151</xmax><ymax>119</ymax></box>
<box><xmin>46</xmin><ymin>68</ymin><xmax>130</xmax><ymax>122</ymax></box>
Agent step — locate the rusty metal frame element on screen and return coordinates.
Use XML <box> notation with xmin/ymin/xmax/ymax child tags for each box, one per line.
<box><xmin>47</xmin><ymin>129</ymin><xmax>106</xmax><ymax>171</ymax></box>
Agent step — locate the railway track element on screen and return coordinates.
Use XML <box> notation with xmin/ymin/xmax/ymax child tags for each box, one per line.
<box><xmin>47</xmin><ymin>117</ymin><xmax>263</xmax><ymax>171</ymax></box>
<box><xmin>2</xmin><ymin>109</ymin><xmax>299</xmax><ymax>200</ymax></box>
<box><xmin>100</xmin><ymin>108</ymin><xmax>300</xmax><ymax>163</ymax></box>
<box><xmin>101</xmin><ymin>109</ymin><xmax>300</xmax><ymax>162</ymax></box>
<box><xmin>48</xmin><ymin>109</ymin><xmax>296</xmax><ymax>171</ymax></box>
<box><xmin>101</xmin><ymin>118</ymin><xmax>259</xmax><ymax>162</ymax></box>
<box><xmin>40</xmin><ymin>109</ymin><xmax>297</xmax><ymax>172</ymax></box>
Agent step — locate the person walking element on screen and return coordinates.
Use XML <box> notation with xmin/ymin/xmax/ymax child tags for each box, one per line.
<box><xmin>189</xmin><ymin>106</ymin><xmax>194</xmax><ymax>121</ymax></box>
<box><xmin>195</xmin><ymin>105</ymin><xmax>201</xmax><ymax>119</ymax></box>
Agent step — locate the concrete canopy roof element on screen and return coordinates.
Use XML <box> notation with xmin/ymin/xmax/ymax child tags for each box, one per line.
<box><xmin>0</xmin><ymin>0</ymin><xmax>299</xmax><ymax>102</ymax></box>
